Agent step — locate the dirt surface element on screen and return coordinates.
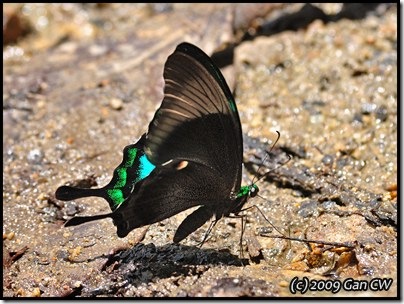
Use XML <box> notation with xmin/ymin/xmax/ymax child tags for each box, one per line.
<box><xmin>3</xmin><ymin>3</ymin><xmax>397</xmax><ymax>298</ymax></box>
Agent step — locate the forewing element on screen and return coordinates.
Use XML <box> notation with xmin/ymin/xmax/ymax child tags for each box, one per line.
<box><xmin>145</xmin><ymin>43</ymin><xmax>243</xmax><ymax>191</ymax></box>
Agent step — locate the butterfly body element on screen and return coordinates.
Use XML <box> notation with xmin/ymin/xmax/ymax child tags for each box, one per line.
<box><xmin>56</xmin><ymin>42</ymin><xmax>258</xmax><ymax>243</ymax></box>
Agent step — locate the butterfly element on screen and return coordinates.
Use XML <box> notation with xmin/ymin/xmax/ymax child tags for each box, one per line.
<box><xmin>55</xmin><ymin>42</ymin><xmax>259</xmax><ymax>243</ymax></box>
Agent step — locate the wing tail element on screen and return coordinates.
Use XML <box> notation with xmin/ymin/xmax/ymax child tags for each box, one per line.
<box><xmin>64</xmin><ymin>212</ymin><xmax>113</xmax><ymax>227</ymax></box>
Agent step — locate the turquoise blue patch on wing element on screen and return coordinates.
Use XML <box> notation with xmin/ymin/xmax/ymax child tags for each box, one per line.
<box><xmin>138</xmin><ymin>154</ymin><xmax>155</xmax><ymax>180</ymax></box>
<box><xmin>105</xmin><ymin>143</ymin><xmax>155</xmax><ymax>211</ymax></box>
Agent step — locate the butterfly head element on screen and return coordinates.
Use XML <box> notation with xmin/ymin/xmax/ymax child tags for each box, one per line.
<box><xmin>237</xmin><ymin>183</ymin><xmax>259</xmax><ymax>199</ymax></box>
<box><xmin>230</xmin><ymin>183</ymin><xmax>259</xmax><ymax>215</ymax></box>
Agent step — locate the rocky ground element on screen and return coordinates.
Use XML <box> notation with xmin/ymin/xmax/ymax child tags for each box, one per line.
<box><xmin>3</xmin><ymin>3</ymin><xmax>397</xmax><ymax>298</ymax></box>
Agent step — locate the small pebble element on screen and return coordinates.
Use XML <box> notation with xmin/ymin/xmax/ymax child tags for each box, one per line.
<box><xmin>31</xmin><ymin>287</ymin><xmax>41</xmax><ymax>297</ymax></box>
<box><xmin>279</xmin><ymin>280</ymin><xmax>289</xmax><ymax>287</ymax></box>
<box><xmin>110</xmin><ymin>98</ymin><xmax>123</xmax><ymax>110</ymax></box>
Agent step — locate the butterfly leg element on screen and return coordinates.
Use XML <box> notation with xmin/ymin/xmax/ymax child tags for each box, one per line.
<box><xmin>227</xmin><ymin>213</ymin><xmax>247</xmax><ymax>260</ymax></box>
<box><xmin>245</xmin><ymin>205</ymin><xmax>355</xmax><ymax>248</ymax></box>
<box><xmin>195</xmin><ymin>218</ymin><xmax>219</xmax><ymax>248</ymax></box>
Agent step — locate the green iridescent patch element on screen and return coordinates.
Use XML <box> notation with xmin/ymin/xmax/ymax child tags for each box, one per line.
<box><xmin>107</xmin><ymin>189</ymin><xmax>125</xmax><ymax>207</ymax></box>
<box><xmin>107</xmin><ymin>147</ymin><xmax>155</xmax><ymax>208</ymax></box>
<box><xmin>114</xmin><ymin>167</ymin><xmax>127</xmax><ymax>188</ymax></box>
<box><xmin>125</xmin><ymin>147</ymin><xmax>137</xmax><ymax>167</ymax></box>
<box><xmin>228</xmin><ymin>99</ymin><xmax>237</xmax><ymax>112</ymax></box>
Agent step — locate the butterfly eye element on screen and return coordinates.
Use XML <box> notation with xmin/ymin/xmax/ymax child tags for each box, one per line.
<box><xmin>176</xmin><ymin>161</ymin><xmax>189</xmax><ymax>170</ymax></box>
<box><xmin>249</xmin><ymin>184</ymin><xmax>259</xmax><ymax>197</ymax></box>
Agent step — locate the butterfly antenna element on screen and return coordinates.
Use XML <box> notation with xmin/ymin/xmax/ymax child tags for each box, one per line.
<box><xmin>242</xmin><ymin>163</ymin><xmax>253</xmax><ymax>185</ymax></box>
<box><xmin>251</xmin><ymin>131</ymin><xmax>279</xmax><ymax>183</ymax></box>
<box><xmin>254</xmin><ymin>152</ymin><xmax>292</xmax><ymax>185</ymax></box>
<box><xmin>252</xmin><ymin>131</ymin><xmax>287</xmax><ymax>185</ymax></box>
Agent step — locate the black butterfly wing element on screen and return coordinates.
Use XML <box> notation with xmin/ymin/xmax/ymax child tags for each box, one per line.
<box><xmin>144</xmin><ymin>42</ymin><xmax>243</xmax><ymax>194</ymax></box>
<box><xmin>172</xmin><ymin>205</ymin><xmax>215</xmax><ymax>243</ymax></box>
<box><xmin>111</xmin><ymin>159</ymin><xmax>231</xmax><ymax>238</ymax></box>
